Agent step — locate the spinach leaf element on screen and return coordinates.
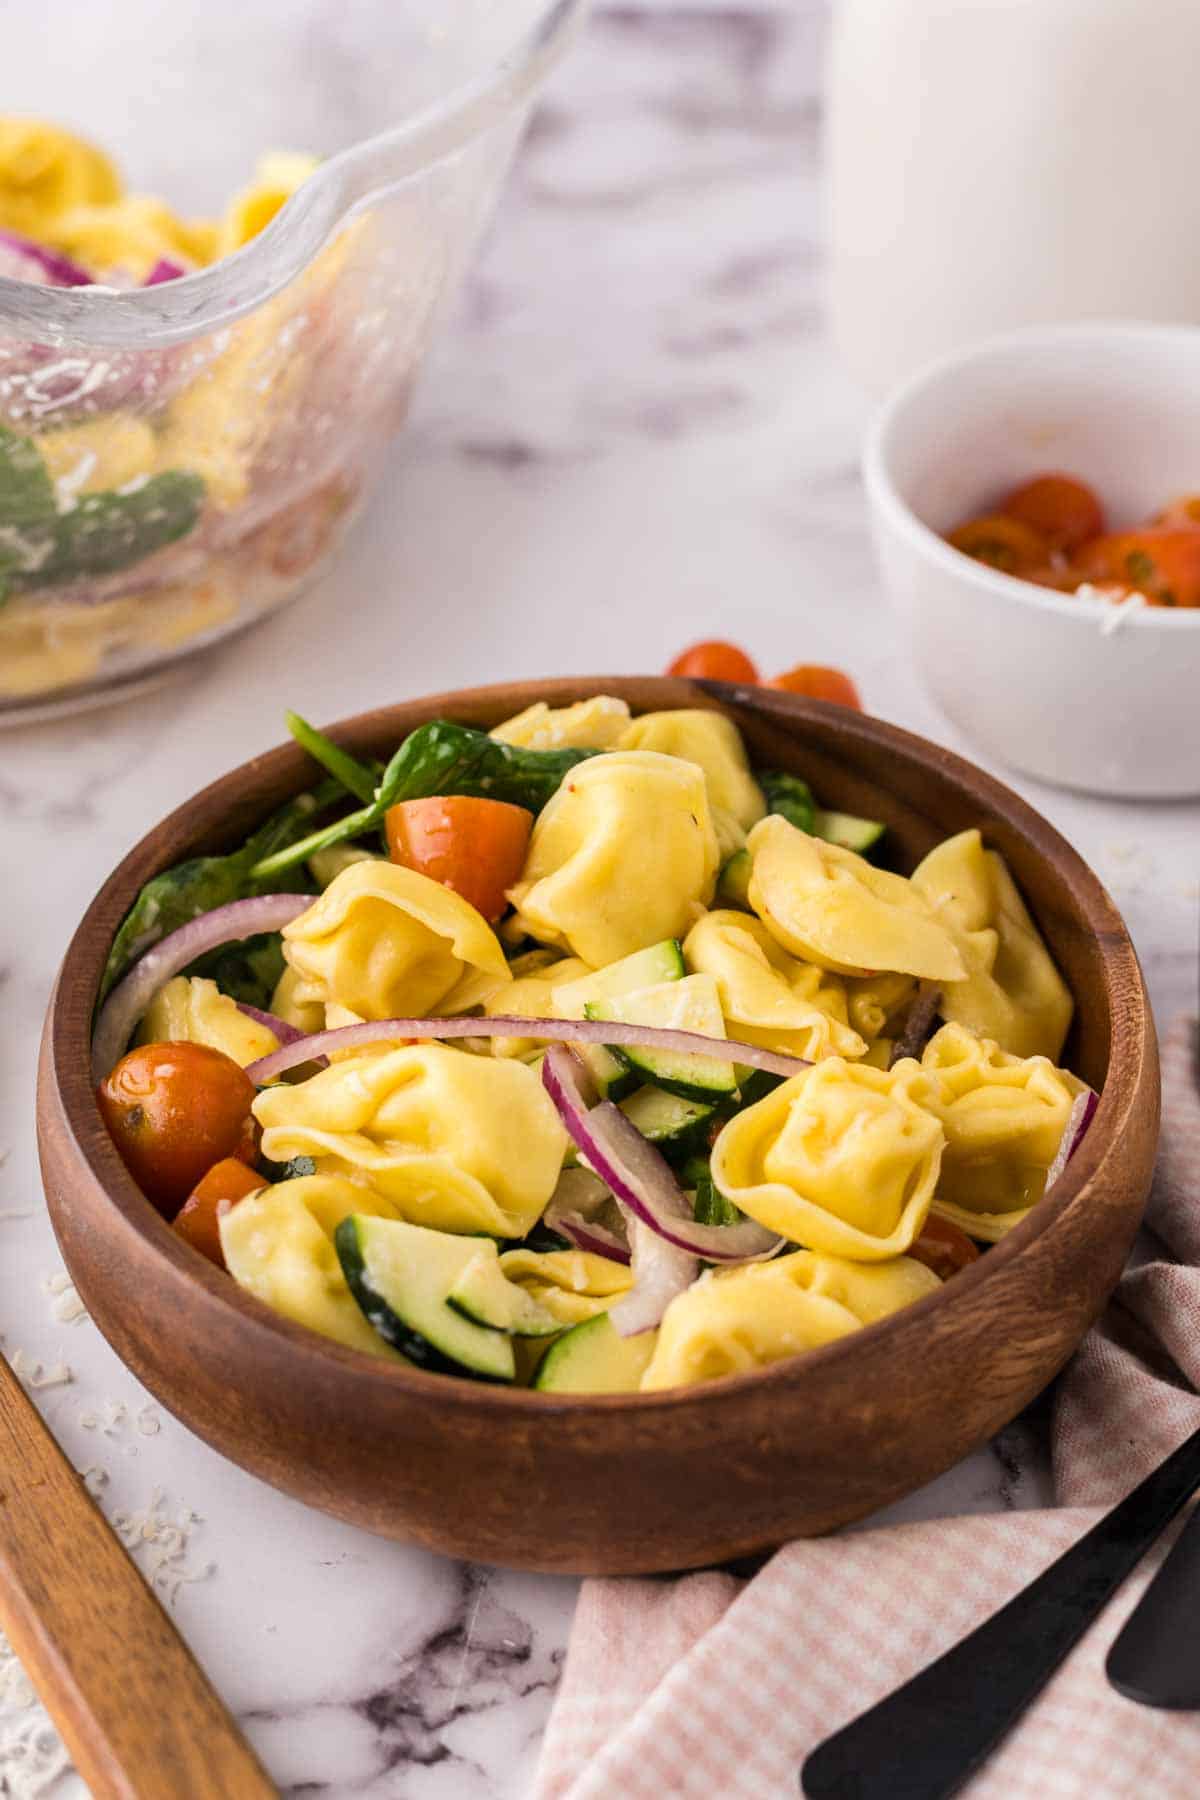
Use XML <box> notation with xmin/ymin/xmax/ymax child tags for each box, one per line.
<box><xmin>0</xmin><ymin>422</ymin><xmax>204</xmax><ymax>600</ymax></box>
<box><xmin>250</xmin><ymin>721</ymin><xmax>595</xmax><ymax>884</ymax></box>
<box><xmin>100</xmin><ymin>778</ymin><xmax>343</xmax><ymax>1002</ymax></box>
<box><xmin>759</xmin><ymin>770</ymin><xmax>816</xmax><ymax>834</ymax></box>
<box><xmin>285</xmin><ymin>710</ymin><xmax>380</xmax><ymax>805</ymax></box>
<box><xmin>184</xmin><ymin>932</ymin><xmax>287</xmax><ymax>1011</ymax></box>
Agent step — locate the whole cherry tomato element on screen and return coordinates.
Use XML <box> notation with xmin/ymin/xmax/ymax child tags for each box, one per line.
<box><xmin>666</xmin><ymin>640</ymin><xmax>760</xmax><ymax>684</ymax></box>
<box><xmin>385</xmin><ymin>794</ymin><xmax>533</xmax><ymax>921</ymax></box>
<box><xmin>97</xmin><ymin>1042</ymin><xmax>258</xmax><ymax>1219</ymax></box>
<box><xmin>172</xmin><ymin>1157</ymin><xmax>265</xmax><ymax>1267</ymax></box>
<box><xmin>909</xmin><ymin>1214</ymin><xmax>980</xmax><ymax>1282</ymax></box>
<box><xmin>769</xmin><ymin>664</ymin><xmax>862</xmax><ymax>710</ymax></box>
<box><xmin>1073</xmin><ymin>529</ymin><xmax>1200</xmax><ymax>607</ymax></box>
<box><xmin>999</xmin><ymin>474</ymin><xmax>1105</xmax><ymax>552</ymax></box>
<box><xmin>946</xmin><ymin>514</ymin><xmax>1050</xmax><ymax>576</ymax></box>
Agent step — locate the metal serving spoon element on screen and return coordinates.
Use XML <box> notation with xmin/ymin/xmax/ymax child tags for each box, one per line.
<box><xmin>801</xmin><ymin>1422</ymin><xmax>1200</xmax><ymax>1800</ymax></box>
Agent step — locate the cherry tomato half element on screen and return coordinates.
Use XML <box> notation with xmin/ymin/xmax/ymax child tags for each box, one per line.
<box><xmin>909</xmin><ymin>1214</ymin><xmax>980</xmax><ymax>1282</ymax></box>
<box><xmin>999</xmin><ymin>474</ymin><xmax>1105</xmax><ymax>552</ymax></box>
<box><xmin>173</xmin><ymin>1157</ymin><xmax>265</xmax><ymax>1268</ymax></box>
<box><xmin>769</xmin><ymin>664</ymin><xmax>862</xmax><ymax>710</ymax></box>
<box><xmin>1072</xmin><ymin>529</ymin><xmax>1200</xmax><ymax>607</ymax></box>
<box><xmin>97</xmin><ymin>1042</ymin><xmax>258</xmax><ymax>1219</ymax></box>
<box><xmin>666</xmin><ymin>640</ymin><xmax>760</xmax><ymax>684</ymax></box>
<box><xmin>385</xmin><ymin>794</ymin><xmax>533</xmax><ymax>921</ymax></box>
<box><xmin>946</xmin><ymin>515</ymin><xmax>1050</xmax><ymax>576</ymax></box>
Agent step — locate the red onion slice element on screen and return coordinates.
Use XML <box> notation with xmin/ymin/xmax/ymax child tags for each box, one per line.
<box><xmin>234</xmin><ymin>1003</ymin><xmax>306</xmax><ymax>1047</ymax></box>
<box><xmin>1045</xmin><ymin>1087</ymin><xmax>1099</xmax><ymax>1191</ymax></box>
<box><xmin>245</xmin><ymin>1016</ymin><xmax>810</xmax><ymax>1088</ymax></box>
<box><xmin>541</xmin><ymin>1046</ymin><xmax>782</xmax><ymax>1263</ymax></box>
<box><xmin>0</xmin><ymin>230</ymin><xmax>93</xmax><ymax>287</ymax></box>
<box><xmin>92</xmin><ymin>895</ymin><xmax>310</xmax><ymax>1082</ymax></box>
<box><xmin>144</xmin><ymin>258</ymin><xmax>186</xmax><ymax>285</ymax></box>
<box><xmin>609</xmin><ymin>1211</ymin><xmax>698</xmax><ymax>1339</ymax></box>
<box><xmin>544</xmin><ymin>1168</ymin><xmax>631</xmax><ymax>1263</ymax></box>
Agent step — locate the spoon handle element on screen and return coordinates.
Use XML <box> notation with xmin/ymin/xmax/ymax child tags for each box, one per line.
<box><xmin>801</xmin><ymin>1423</ymin><xmax>1200</xmax><ymax>1800</ymax></box>
<box><xmin>0</xmin><ymin>1355</ymin><xmax>276</xmax><ymax>1800</ymax></box>
<box><xmin>1106</xmin><ymin>1496</ymin><xmax>1200</xmax><ymax>1708</ymax></box>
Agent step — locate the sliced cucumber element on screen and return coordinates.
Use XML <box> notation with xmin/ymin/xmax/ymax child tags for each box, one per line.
<box><xmin>534</xmin><ymin>1313</ymin><xmax>656</xmax><ymax>1394</ymax></box>
<box><xmin>335</xmin><ymin>1216</ymin><xmax>515</xmax><ymax>1381</ymax></box>
<box><xmin>551</xmin><ymin>939</ymin><xmax>685</xmax><ymax>1019</ymax></box>
<box><xmin>811</xmin><ymin>808</ymin><xmax>886</xmax><ymax>855</ymax></box>
<box><xmin>586</xmin><ymin>974</ymin><xmax>739</xmax><ymax>1101</ymax></box>
<box><xmin>692</xmin><ymin>1171</ymin><xmax>742</xmax><ymax>1228</ymax></box>
<box><xmin>618</xmin><ymin>1086</ymin><xmax>716</xmax><ymax>1153</ymax></box>
<box><xmin>447</xmin><ymin>1251</ymin><xmax>562</xmax><ymax>1338</ymax></box>
<box><xmin>716</xmin><ymin>848</ymin><xmax>752</xmax><ymax>909</ymax></box>
<box><xmin>577</xmin><ymin>1043</ymin><xmax>639</xmax><ymax>1103</ymax></box>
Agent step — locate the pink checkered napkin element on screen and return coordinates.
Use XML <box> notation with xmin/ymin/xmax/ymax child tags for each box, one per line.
<box><xmin>534</xmin><ymin>1018</ymin><xmax>1200</xmax><ymax>1800</ymax></box>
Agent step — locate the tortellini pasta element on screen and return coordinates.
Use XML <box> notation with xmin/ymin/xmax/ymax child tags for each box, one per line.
<box><xmin>491</xmin><ymin>695</ymin><xmax>631</xmax><ymax>751</ymax></box>
<box><xmin>269</xmin><ymin>964</ymin><xmax>327</xmax><ymax>1036</ymax></box>
<box><xmin>483</xmin><ymin>951</ymin><xmax>592</xmax><ymax>1058</ymax></box>
<box><xmin>507</xmin><ymin>750</ymin><xmax>720</xmax><ymax>968</ymax></box>
<box><xmin>641</xmin><ymin>1248</ymin><xmax>940</xmax><ymax>1390</ymax></box>
<box><xmin>844</xmin><ymin>970</ymin><xmax>918</xmax><ymax>1045</ymax></box>
<box><xmin>217</xmin><ymin>151</ymin><xmax>318</xmax><ymax>257</ymax></box>
<box><xmin>137</xmin><ymin>976</ymin><xmax>278</xmax><ymax>1066</ymax></box>
<box><xmin>219</xmin><ymin>1174</ymin><xmax>405</xmax><ymax>1359</ymax></box>
<box><xmin>498</xmin><ymin>1249</ymin><xmax>633</xmax><ymax>1326</ymax></box>
<box><xmin>0</xmin><ymin>119</ymin><xmax>119</xmax><ymax>238</ymax></box>
<box><xmin>616</xmin><ymin>710</ymin><xmax>765</xmax><ymax>857</ymax></box>
<box><xmin>919</xmin><ymin>1023</ymin><xmax>1086</xmax><ymax>1240</ymax></box>
<box><xmin>252</xmin><ymin>1045</ymin><xmax>567</xmax><ymax>1238</ymax></box>
<box><xmin>712</xmin><ymin>1057</ymin><xmax>944</xmax><ymax>1259</ymax></box>
<box><xmin>683</xmin><ymin>910</ymin><xmax>865</xmax><ymax>1061</ymax></box>
<box><xmin>746</xmin><ymin>815</ymin><xmax>966</xmax><ymax>981</ymax></box>
<box><xmin>911</xmin><ymin>830</ymin><xmax>1073</xmax><ymax>1062</ymax></box>
<box><xmin>281</xmin><ymin>860</ymin><xmax>510</xmax><ymax>1022</ymax></box>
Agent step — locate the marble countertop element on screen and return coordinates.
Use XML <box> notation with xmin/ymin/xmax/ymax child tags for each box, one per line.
<box><xmin>1</xmin><ymin>5</ymin><xmax>1197</xmax><ymax>1795</ymax></box>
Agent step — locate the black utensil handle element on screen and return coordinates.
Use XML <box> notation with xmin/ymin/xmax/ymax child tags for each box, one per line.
<box><xmin>1106</xmin><ymin>1497</ymin><xmax>1200</xmax><ymax>1708</ymax></box>
<box><xmin>801</xmin><ymin>1424</ymin><xmax>1200</xmax><ymax>1800</ymax></box>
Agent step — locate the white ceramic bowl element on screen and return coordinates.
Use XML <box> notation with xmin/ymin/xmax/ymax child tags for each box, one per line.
<box><xmin>863</xmin><ymin>322</ymin><xmax>1200</xmax><ymax>797</ymax></box>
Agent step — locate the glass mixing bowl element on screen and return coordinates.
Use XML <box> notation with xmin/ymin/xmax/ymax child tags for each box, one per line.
<box><xmin>0</xmin><ymin>0</ymin><xmax>584</xmax><ymax>719</ymax></box>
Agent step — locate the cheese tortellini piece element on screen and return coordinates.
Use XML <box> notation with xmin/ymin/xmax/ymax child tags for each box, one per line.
<box><xmin>920</xmin><ymin>1023</ymin><xmax>1087</xmax><ymax>1240</ymax></box>
<box><xmin>683</xmin><ymin>911</ymin><xmax>865</xmax><ymax>1061</ymax></box>
<box><xmin>483</xmin><ymin>951</ymin><xmax>591</xmax><ymax>1058</ymax></box>
<box><xmin>712</xmin><ymin>1057</ymin><xmax>944</xmax><ymax>1258</ymax></box>
<box><xmin>911</xmin><ymin>831</ymin><xmax>1073</xmax><ymax>1062</ymax></box>
<box><xmin>491</xmin><ymin>695</ymin><xmax>631</xmax><ymax>751</ymax></box>
<box><xmin>219</xmin><ymin>1174</ymin><xmax>405</xmax><ymax>1359</ymax></box>
<box><xmin>617</xmin><ymin>710</ymin><xmax>765</xmax><ymax>856</ymax></box>
<box><xmin>253</xmin><ymin>1045</ymin><xmax>567</xmax><ymax>1238</ymax></box>
<box><xmin>844</xmin><ymin>971</ymin><xmax>919</xmax><ymax>1045</ymax></box>
<box><xmin>641</xmin><ymin>1248</ymin><xmax>940</xmax><ymax>1390</ymax></box>
<box><xmin>498</xmin><ymin>1249</ymin><xmax>633</xmax><ymax>1326</ymax></box>
<box><xmin>281</xmin><ymin>860</ymin><xmax>510</xmax><ymax>1022</ymax></box>
<box><xmin>746</xmin><ymin>815</ymin><xmax>966</xmax><ymax>981</ymax></box>
<box><xmin>507</xmin><ymin>750</ymin><xmax>720</xmax><ymax>968</ymax></box>
<box><xmin>137</xmin><ymin>976</ymin><xmax>279</xmax><ymax>1067</ymax></box>
<box><xmin>0</xmin><ymin>119</ymin><xmax>120</xmax><ymax>238</ymax></box>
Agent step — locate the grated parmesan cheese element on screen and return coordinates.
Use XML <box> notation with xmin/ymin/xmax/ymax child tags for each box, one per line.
<box><xmin>112</xmin><ymin>1488</ymin><xmax>214</xmax><ymax>1608</ymax></box>
<box><xmin>9</xmin><ymin>1350</ymin><xmax>72</xmax><ymax>1391</ymax></box>
<box><xmin>39</xmin><ymin>1271</ymin><xmax>88</xmax><ymax>1327</ymax></box>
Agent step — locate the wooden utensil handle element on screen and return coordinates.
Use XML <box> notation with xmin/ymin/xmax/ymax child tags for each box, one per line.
<box><xmin>801</xmin><ymin>1422</ymin><xmax>1200</xmax><ymax>1800</ymax></box>
<box><xmin>0</xmin><ymin>1358</ymin><xmax>276</xmax><ymax>1800</ymax></box>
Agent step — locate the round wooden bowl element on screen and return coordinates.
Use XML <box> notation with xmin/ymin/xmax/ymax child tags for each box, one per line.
<box><xmin>37</xmin><ymin>678</ymin><xmax>1160</xmax><ymax>1574</ymax></box>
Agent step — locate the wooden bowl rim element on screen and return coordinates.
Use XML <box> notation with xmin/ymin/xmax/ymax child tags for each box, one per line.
<box><xmin>42</xmin><ymin>675</ymin><xmax>1152</xmax><ymax>1418</ymax></box>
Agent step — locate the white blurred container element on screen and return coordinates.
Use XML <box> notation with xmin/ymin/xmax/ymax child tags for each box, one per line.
<box><xmin>827</xmin><ymin>0</ymin><xmax>1200</xmax><ymax>395</ymax></box>
<box><xmin>863</xmin><ymin>323</ymin><xmax>1200</xmax><ymax>799</ymax></box>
